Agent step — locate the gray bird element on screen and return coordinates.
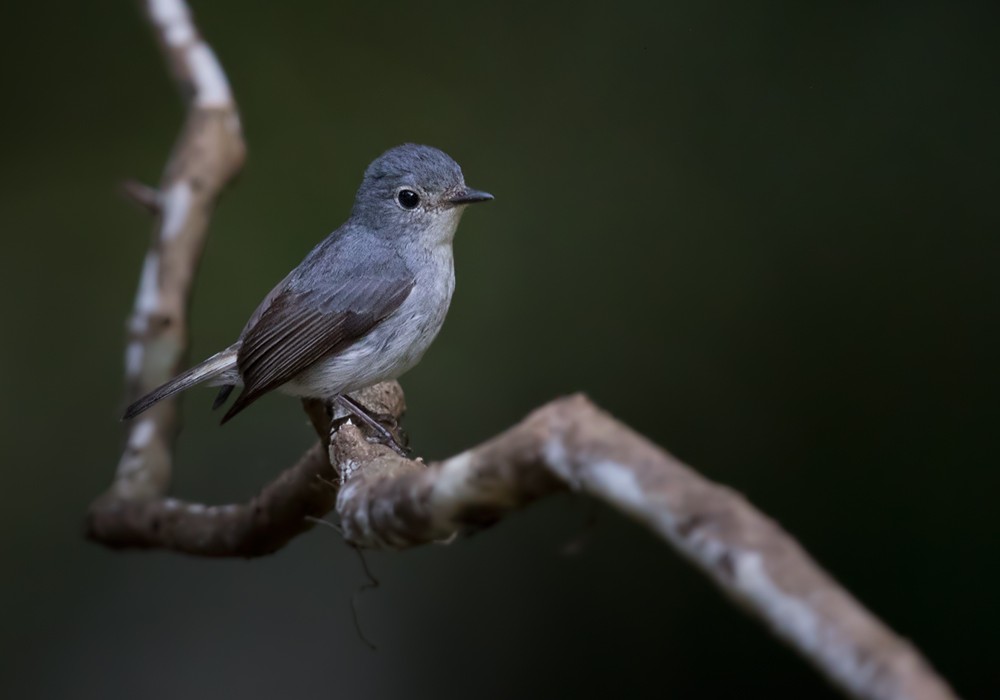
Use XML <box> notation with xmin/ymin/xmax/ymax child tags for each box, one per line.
<box><xmin>123</xmin><ymin>144</ymin><xmax>492</xmax><ymax>442</ymax></box>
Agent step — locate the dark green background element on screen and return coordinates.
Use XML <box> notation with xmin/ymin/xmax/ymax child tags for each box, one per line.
<box><xmin>2</xmin><ymin>1</ymin><xmax>997</xmax><ymax>698</ymax></box>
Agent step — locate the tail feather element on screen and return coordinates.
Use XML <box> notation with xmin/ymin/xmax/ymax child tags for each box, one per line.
<box><xmin>122</xmin><ymin>347</ymin><xmax>239</xmax><ymax>420</ymax></box>
<box><xmin>212</xmin><ymin>384</ymin><xmax>235</xmax><ymax>410</ymax></box>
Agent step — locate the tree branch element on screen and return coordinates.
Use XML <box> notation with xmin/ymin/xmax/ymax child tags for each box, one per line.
<box><xmin>88</xmin><ymin>0</ymin><xmax>244</xmax><ymax>515</ymax></box>
<box><xmin>328</xmin><ymin>396</ymin><xmax>958</xmax><ymax>700</ymax></box>
<box><xmin>88</xmin><ymin>4</ymin><xmax>960</xmax><ymax>699</ymax></box>
<box><xmin>89</xmin><ymin>384</ymin><xmax>404</xmax><ymax>556</ymax></box>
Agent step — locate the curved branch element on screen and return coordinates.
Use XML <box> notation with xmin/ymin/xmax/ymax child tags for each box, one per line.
<box><xmin>88</xmin><ymin>0</ymin><xmax>244</xmax><ymax>520</ymax></box>
<box><xmin>329</xmin><ymin>396</ymin><xmax>958</xmax><ymax>700</ymax></box>
<box><xmin>88</xmin><ymin>442</ymin><xmax>331</xmax><ymax>556</ymax></box>
<box><xmin>88</xmin><ymin>385</ymin><xmax>406</xmax><ymax>556</ymax></box>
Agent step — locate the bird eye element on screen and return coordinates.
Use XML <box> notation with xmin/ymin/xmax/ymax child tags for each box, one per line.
<box><xmin>397</xmin><ymin>189</ymin><xmax>420</xmax><ymax>209</ymax></box>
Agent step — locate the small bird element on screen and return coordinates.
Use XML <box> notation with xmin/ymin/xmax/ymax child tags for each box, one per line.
<box><xmin>123</xmin><ymin>144</ymin><xmax>492</xmax><ymax>446</ymax></box>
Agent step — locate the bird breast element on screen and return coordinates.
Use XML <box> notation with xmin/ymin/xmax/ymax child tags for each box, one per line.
<box><xmin>281</xmin><ymin>245</ymin><xmax>456</xmax><ymax>399</ymax></box>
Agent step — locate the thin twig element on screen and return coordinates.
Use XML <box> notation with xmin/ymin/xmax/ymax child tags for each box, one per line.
<box><xmin>350</xmin><ymin>547</ymin><xmax>380</xmax><ymax>651</ymax></box>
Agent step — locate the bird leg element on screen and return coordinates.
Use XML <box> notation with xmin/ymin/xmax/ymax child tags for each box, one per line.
<box><xmin>331</xmin><ymin>394</ymin><xmax>409</xmax><ymax>456</ymax></box>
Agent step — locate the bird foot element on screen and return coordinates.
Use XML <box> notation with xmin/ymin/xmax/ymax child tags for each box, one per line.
<box><xmin>330</xmin><ymin>394</ymin><xmax>410</xmax><ymax>457</ymax></box>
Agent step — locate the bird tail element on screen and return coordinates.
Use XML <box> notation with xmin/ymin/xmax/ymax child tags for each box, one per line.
<box><xmin>122</xmin><ymin>346</ymin><xmax>239</xmax><ymax>420</ymax></box>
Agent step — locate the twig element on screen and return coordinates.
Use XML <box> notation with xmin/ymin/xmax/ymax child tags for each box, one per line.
<box><xmin>120</xmin><ymin>179</ymin><xmax>162</xmax><ymax>214</ymax></box>
<box><xmin>350</xmin><ymin>547</ymin><xmax>380</xmax><ymax>651</ymax></box>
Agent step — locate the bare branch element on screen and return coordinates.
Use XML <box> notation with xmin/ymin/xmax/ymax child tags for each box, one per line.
<box><xmin>329</xmin><ymin>396</ymin><xmax>958</xmax><ymax>700</ymax></box>
<box><xmin>91</xmin><ymin>0</ymin><xmax>245</xmax><ymax>511</ymax></box>
<box><xmin>88</xmin><ymin>442</ymin><xmax>332</xmax><ymax>556</ymax></box>
<box><xmin>87</xmin><ymin>5</ymin><xmax>959</xmax><ymax>700</ymax></box>
<box><xmin>89</xmin><ymin>0</ymin><xmax>397</xmax><ymax>556</ymax></box>
<box><xmin>88</xmin><ymin>384</ymin><xmax>405</xmax><ymax>556</ymax></box>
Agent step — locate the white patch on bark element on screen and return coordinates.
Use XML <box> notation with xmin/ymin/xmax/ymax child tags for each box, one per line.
<box><xmin>338</xmin><ymin>480</ymin><xmax>359</xmax><ymax>504</ymax></box>
<box><xmin>125</xmin><ymin>341</ymin><xmax>144</xmax><ymax>377</ymax></box>
<box><xmin>426</xmin><ymin>451</ymin><xmax>479</xmax><ymax>531</ymax></box>
<box><xmin>581</xmin><ymin>459</ymin><xmax>890</xmax><ymax>699</ymax></box>
<box><xmin>338</xmin><ymin>456</ymin><xmax>360</xmax><ymax>485</ymax></box>
<box><xmin>132</xmin><ymin>251</ymin><xmax>160</xmax><ymax>333</ymax></box>
<box><xmin>187</xmin><ymin>43</ymin><xmax>232</xmax><ymax>107</ymax></box>
<box><xmin>432</xmin><ymin>451</ymin><xmax>473</xmax><ymax>503</ymax></box>
<box><xmin>129</xmin><ymin>419</ymin><xmax>156</xmax><ymax>450</ymax></box>
<box><xmin>587</xmin><ymin>460</ymin><xmax>646</xmax><ymax>505</ymax></box>
<box><xmin>351</xmin><ymin>494</ymin><xmax>371</xmax><ymax>540</ymax></box>
<box><xmin>732</xmin><ymin>552</ymin><xmax>886</xmax><ymax>698</ymax></box>
<box><xmin>147</xmin><ymin>1</ymin><xmax>231</xmax><ymax>106</ymax></box>
<box><xmin>160</xmin><ymin>181</ymin><xmax>192</xmax><ymax>240</ymax></box>
<box><xmin>149</xmin><ymin>0</ymin><xmax>194</xmax><ymax>46</ymax></box>
<box><xmin>542</xmin><ymin>437</ymin><xmax>583</xmax><ymax>490</ymax></box>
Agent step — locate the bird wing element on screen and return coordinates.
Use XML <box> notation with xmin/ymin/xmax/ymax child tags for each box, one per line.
<box><xmin>221</xmin><ymin>273</ymin><xmax>414</xmax><ymax>424</ymax></box>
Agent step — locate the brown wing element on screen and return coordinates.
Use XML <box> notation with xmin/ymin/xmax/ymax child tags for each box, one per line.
<box><xmin>221</xmin><ymin>275</ymin><xmax>413</xmax><ymax>423</ymax></box>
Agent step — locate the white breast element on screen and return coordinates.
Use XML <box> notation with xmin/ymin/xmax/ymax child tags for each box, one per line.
<box><xmin>280</xmin><ymin>244</ymin><xmax>456</xmax><ymax>400</ymax></box>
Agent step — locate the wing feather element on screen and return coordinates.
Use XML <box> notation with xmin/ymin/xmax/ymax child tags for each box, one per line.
<box><xmin>221</xmin><ymin>274</ymin><xmax>413</xmax><ymax>423</ymax></box>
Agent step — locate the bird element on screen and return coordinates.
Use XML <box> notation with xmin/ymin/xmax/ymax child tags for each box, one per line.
<box><xmin>123</xmin><ymin>143</ymin><xmax>493</xmax><ymax>448</ymax></box>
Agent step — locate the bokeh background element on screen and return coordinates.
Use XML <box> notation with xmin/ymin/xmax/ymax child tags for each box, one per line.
<box><xmin>2</xmin><ymin>1</ymin><xmax>998</xmax><ymax>697</ymax></box>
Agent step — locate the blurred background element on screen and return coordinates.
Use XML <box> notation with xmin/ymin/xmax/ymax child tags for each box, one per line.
<box><xmin>1</xmin><ymin>1</ymin><xmax>998</xmax><ymax>697</ymax></box>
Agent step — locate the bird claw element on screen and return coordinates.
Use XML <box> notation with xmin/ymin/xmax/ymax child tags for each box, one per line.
<box><xmin>331</xmin><ymin>394</ymin><xmax>410</xmax><ymax>456</ymax></box>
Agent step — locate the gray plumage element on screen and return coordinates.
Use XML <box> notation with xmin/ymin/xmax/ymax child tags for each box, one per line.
<box><xmin>123</xmin><ymin>143</ymin><xmax>492</xmax><ymax>423</ymax></box>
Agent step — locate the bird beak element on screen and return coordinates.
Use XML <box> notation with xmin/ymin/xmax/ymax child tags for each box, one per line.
<box><xmin>446</xmin><ymin>187</ymin><xmax>494</xmax><ymax>206</ymax></box>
